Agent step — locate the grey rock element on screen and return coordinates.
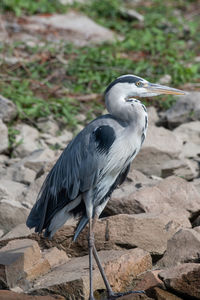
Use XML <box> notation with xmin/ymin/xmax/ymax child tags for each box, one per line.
<box><xmin>147</xmin><ymin>106</ymin><xmax>159</xmax><ymax>125</ymax></box>
<box><xmin>22</xmin><ymin>173</ymin><xmax>47</xmax><ymax>207</ymax></box>
<box><xmin>173</xmin><ymin>121</ymin><xmax>200</xmax><ymax>158</ymax></box>
<box><xmin>37</xmin><ymin>117</ymin><xmax>59</xmax><ymax>136</ymax></box>
<box><xmin>157</xmin><ymin>229</ymin><xmax>200</xmax><ymax>268</ymax></box>
<box><xmin>0</xmin><ymin>200</ymin><xmax>29</xmax><ymax>232</ymax></box>
<box><xmin>0</xmin><ymin>179</ymin><xmax>26</xmax><ymax>202</ymax></box>
<box><xmin>159</xmin><ymin>263</ymin><xmax>200</xmax><ymax>299</ymax></box>
<box><xmin>0</xmin><ymin>94</ymin><xmax>17</xmax><ymax>123</ymax></box>
<box><xmin>130</xmin><ymin>176</ymin><xmax>200</xmax><ymax>217</ymax></box>
<box><xmin>0</xmin><ymin>119</ymin><xmax>8</xmax><ymax>153</ymax></box>
<box><xmin>13</xmin><ymin>124</ymin><xmax>43</xmax><ymax>158</ymax></box>
<box><xmin>23</xmin><ymin>148</ymin><xmax>56</xmax><ymax>173</ymax></box>
<box><xmin>0</xmin><ymin>223</ymin><xmax>33</xmax><ymax>240</ymax></box>
<box><xmin>2</xmin><ymin>165</ymin><xmax>36</xmax><ymax>185</ymax></box>
<box><xmin>161</xmin><ymin>92</ymin><xmax>200</xmax><ymax>128</ymax></box>
<box><xmin>29</xmin><ymin>11</ymin><xmax>122</xmax><ymax>46</ymax></box>
<box><xmin>119</xmin><ymin>7</ymin><xmax>144</xmax><ymax>22</ymax></box>
<box><xmin>133</xmin><ymin>125</ymin><xmax>182</xmax><ymax>176</ymax></box>
<box><xmin>161</xmin><ymin>158</ymin><xmax>199</xmax><ymax>180</ymax></box>
<box><xmin>158</xmin><ymin>74</ymin><xmax>172</xmax><ymax>85</ymax></box>
<box><xmin>41</xmin><ymin>130</ymin><xmax>73</xmax><ymax>150</ymax></box>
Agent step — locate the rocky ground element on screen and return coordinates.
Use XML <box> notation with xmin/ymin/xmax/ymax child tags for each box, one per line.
<box><xmin>1</xmin><ymin>2</ymin><xmax>200</xmax><ymax>300</ymax></box>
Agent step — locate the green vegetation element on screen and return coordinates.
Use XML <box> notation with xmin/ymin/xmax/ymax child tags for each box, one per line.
<box><xmin>0</xmin><ymin>0</ymin><xmax>200</xmax><ymax>128</ymax></box>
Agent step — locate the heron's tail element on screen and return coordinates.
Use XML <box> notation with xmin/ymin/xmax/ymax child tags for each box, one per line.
<box><xmin>73</xmin><ymin>215</ymin><xmax>89</xmax><ymax>242</ymax></box>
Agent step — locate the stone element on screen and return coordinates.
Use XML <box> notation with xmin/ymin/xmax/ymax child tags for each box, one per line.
<box><xmin>159</xmin><ymin>263</ymin><xmax>200</xmax><ymax>299</ymax></box>
<box><xmin>129</xmin><ymin>176</ymin><xmax>200</xmax><ymax>218</ymax></box>
<box><xmin>0</xmin><ymin>179</ymin><xmax>26</xmax><ymax>202</ymax></box>
<box><xmin>132</xmin><ymin>125</ymin><xmax>182</xmax><ymax>176</ymax></box>
<box><xmin>29</xmin><ymin>11</ymin><xmax>122</xmax><ymax>46</ymax></box>
<box><xmin>0</xmin><ymin>290</ymin><xmax>65</xmax><ymax>300</ymax></box>
<box><xmin>161</xmin><ymin>92</ymin><xmax>200</xmax><ymax>128</ymax></box>
<box><xmin>173</xmin><ymin>121</ymin><xmax>200</xmax><ymax>158</ymax></box>
<box><xmin>194</xmin><ymin>226</ymin><xmax>200</xmax><ymax>234</ymax></box>
<box><xmin>0</xmin><ymin>119</ymin><xmax>8</xmax><ymax>154</ymax></box>
<box><xmin>154</xmin><ymin>287</ymin><xmax>183</xmax><ymax>300</ymax></box>
<box><xmin>41</xmin><ymin>130</ymin><xmax>73</xmax><ymax>150</ymax></box>
<box><xmin>0</xmin><ymin>94</ymin><xmax>17</xmax><ymax>123</ymax></box>
<box><xmin>0</xmin><ymin>239</ymin><xmax>50</xmax><ymax>289</ymax></box>
<box><xmin>4</xmin><ymin>165</ymin><xmax>36</xmax><ymax>184</ymax></box>
<box><xmin>147</xmin><ymin>106</ymin><xmax>159</xmax><ymax>125</ymax></box>
<box><xmin>0</xmin><ymin>229</ymin><xmax>4</xmax><ymax>238</ymax></box>
<box><xmin>23</xmin><ymin>149</ymin><xmax>56</xmax><ymax>173</ymax></box>
<box><xmin>42</xmin><ymin>247</ymin><xmax>69</xmax><ymax>268</ymax></box>
<box><xmin>32</xmin><ymin>248</ymin><xmax>151</xmax><ymax>299</ymax></box>
<box><xmin>157</xmin><ymin>228</ymin><xmax>200</xmax><ymax>268</ymax></box>
<box><xmin>173</xmin><ymin>121</ymin><xmax>200</xmax><ymax>145</ymax></box>
<box><xmin>0</xmin><ymin>223</ymin><xmax>34</xmax><ymax>240</ymax></box>
<box><xmin>76</xmin><ymin>214</ymin><xmax>182</xmax><ymax>256</ymax></box>
<box><xmin>0</xmin><ymin>200</ymin><xmax>29</xmax><ymax>232</ymax></box>
<box><xmin>22</xmin><ymin>173</ymin><xmax>47</xmax><ymax>207</ymax></box>
<box><xmin>158</xmin><ymin>74</ymin><xmax>172</xmax><ymax>85</ymax></box>
<box><xmin>37</xmin><ymin>117</ymin><xmax>59</xmax><ymax>136</ymax></box>
<box><xmin>13</xmin><ymin>124</ymin><xmax>42</xmax><ymax>158</ymax></box>
<box><xmin>133</xmin><ymin>270</ymin><xmax>164</xmax><ymax>292</ymax></box>
<box><xmin>119</xmin><ymin>7</ymin><xmax>144</xmax><ymax>22</ymax></box>
<box><xmin>161</xmin><ymin>158</ymin><xmax>198</xmax><ymax>180</ymax></box>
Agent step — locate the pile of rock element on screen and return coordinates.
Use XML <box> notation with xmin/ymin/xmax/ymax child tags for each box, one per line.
<box><xmin>0</xmin><ymin>91</ymin><xmax>200</xmax><ymax>300</ymax></box>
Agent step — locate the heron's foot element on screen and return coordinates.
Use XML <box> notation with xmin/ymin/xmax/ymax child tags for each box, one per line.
<box><xmin>108</xmin><ymin>290</ymin><xmax>145</xmax><ymax>299</ymax></box>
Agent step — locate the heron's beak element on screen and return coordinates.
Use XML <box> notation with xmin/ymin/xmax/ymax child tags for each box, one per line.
<box><xmin>146</xmin><ymin>83</ymin><xmax>186</xmax><ymax>95</ymax></box>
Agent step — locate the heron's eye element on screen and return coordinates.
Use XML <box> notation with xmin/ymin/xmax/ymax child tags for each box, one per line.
<box><xmin>136</xmin><ymin>81</ymin><xmax>142</xmax><ymax>87</ymax></box>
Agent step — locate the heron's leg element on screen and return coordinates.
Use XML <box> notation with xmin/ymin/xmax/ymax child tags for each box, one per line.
<box><xmin>88</xmin><ymin>217</ymin><xmax>95</xmax><ymax>300</ymax></box>
<box><xmin>92</xmin><ymin>215</ymin><xmax>145</xmax><ymax>300</ymax></box>
<box><xmin>91</xmin><ymin>214</ymin><xmax>114</xmax><ymax>297</ymax></box>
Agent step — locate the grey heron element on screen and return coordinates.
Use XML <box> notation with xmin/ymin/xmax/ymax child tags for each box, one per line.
<box><xmin>26</xmin><ymin>74</ymin><xmax>185</xmax><ymax>300</ymax></box>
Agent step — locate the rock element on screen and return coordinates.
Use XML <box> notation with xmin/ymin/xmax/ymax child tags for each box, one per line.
<box><xmin>13</xmin><ymin>124</ymin><xmax>41</xmax><ymax>158</ymax></box>
<box><xmin>0</xmin><ymin>200</ymin><xmax>29</xmax><ymax>232</ymax></box>
<box><xmin>76</xmin><ymin>214</ymin><xmax>182</xmax><ymax>256</ymax></box>
<box><xmin>23</xmin><ymin>148</ymin><xmax>56</xmax><ymax>173</ymax></box>
<box><xmin>0</xmin><ymin>229</ymin><xmax>4</xmax><ymax>238</ymax></box>
<box><xmin>42</xmin><ymin>247</ymin><xmax>69</xmax><ymax>268</ymax></box>
<box><xmin>37</xmin><ymin>117</ymin><xmax>59</xmax><ymax>136</ymax></box>
<box><xmin>133</xmin><ymin>270</ymin><xmax>164</xmax><ymax>293</ymax></box>
<box><xmin>159</xmin><ymin>263</ymin><xmax>200</xmax><ymax>299</ymax></box>
<box><xmin>22</xmin><ymin>173</ymin><xmax>47</xmax><ymax>207</ymax></box>
<box><xmin>0</xmin><ymin>290</ymin><xmax>65</xmax><ymax>300</ymax></box>
<box><xmin>0</xmin><ymin>119</ymin><xmax>8</xmax><ymax>154</ymax></box>
<box><xmin>158</xmin><ymin>74</ymin><xmax>172</xmax><ymax>85</ymax></box>
<box><xmin>161</xmin><ymin>92</ymin><xmax>200</xmax><ymax>128</ymax></box>
<box><xmin>154</xmin><ymin>287</ymin><xmax>183</xmax><ymax>300</ymax></box>
<box><xmin>0</xmin><ymin>223</ymin><xmax>34</xmax><ymax>240</ymax></box>
<box><xmin>0</xmin><ymin>94</ymin><xmax>17</xmax><ymax>123</ymax></box>
<box><xmin>147</xmin><ymin>106</ymin><xmax>159</xmax><ymax>125</ymax></box>
<box><xmin>157</xmin><ymin>228</ymin><xmax>200</xmax><ymax>268</ymax></box>
<box><xmin>129</xmin><ymin>176</ymin><xmax>200</xmax><ymax>219</ymax></box>
<box><xmin>41</xmin><ymin>130</ymin><xmax>73</xmax><ymax>150</ymax></box>
<box><xmin>192</xmin><ymin>178</ymin><xmax>200</xmax><ymax>194</ymax></box>
<box><xmin>194</xmin><ymin>226</ymin><xmax>200</xmax><ymax>234</ymax></box>
<box><xmin>32</xmin><ymin>248</ymin><xmax>151</xmax><ymax>299</ymax></box>
<box><xmin>0</xmin><ymin>239</ymin><xmax>50</xmax><ymax>289</ymax></box>
<box><xmin>119</xmin><ymin>7</ymin><xmax>144</xmax><ymax>22</ymax></box>
<box><xmin>29</xmin><ymin>11</ymin><xmax>122</xmax><ymax>46</ymax></box>
<box><xmin>132</xmin><ymin>125</ymin><xmax>182</xmax><ymax>176</ymax></box>
<box><xmin>115</xmin><ymin>294</ymin><xmax>152</xmax><ymax>300</ymax></box>
<box><xmin>161</xmin><ymin>159</ymin><xmax>198</xmax><ymax>180</ymax></box>
<box><xmin>0</xmin><ymin>179</ymin><xmax>26</xmax><ymax>202</ymax></box>
<box><xmin>173</xmin><ymin>121</ymin><xmax>200</xmax><ymax>145</ymax></box>
<box><xmin>3</xmin><ymin>165</ymin><xmax>36</xmax><ymax>185</ymax></box>
<box><xmin>173</xmin><ymin>121</ymin><xmax>200</xmax><ymax>158</ymax></box>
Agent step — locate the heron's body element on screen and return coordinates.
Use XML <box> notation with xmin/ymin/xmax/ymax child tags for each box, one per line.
<box><xmin>26</xmin><ymin>74</ymin><xmax>185</xmax><ymax>300</ymax></box>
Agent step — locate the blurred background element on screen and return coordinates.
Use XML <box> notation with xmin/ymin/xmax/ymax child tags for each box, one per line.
<box><xmin>0</xmin><ymin>0</ymin><xmax>200</xmax><ymax>142</ymax></box>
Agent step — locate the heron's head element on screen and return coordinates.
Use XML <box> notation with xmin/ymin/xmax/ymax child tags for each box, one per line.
<box><xmin>105</xmin><ymin>74</ymin><xmax>186</xmax><ymax>101</ymax></box>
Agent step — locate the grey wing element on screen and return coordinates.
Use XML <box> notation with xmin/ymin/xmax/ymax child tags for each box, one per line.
<box><xmin>26</xmin><ymin>120</ymin><xmax>116</xmax><ymax>235</ymax></box>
